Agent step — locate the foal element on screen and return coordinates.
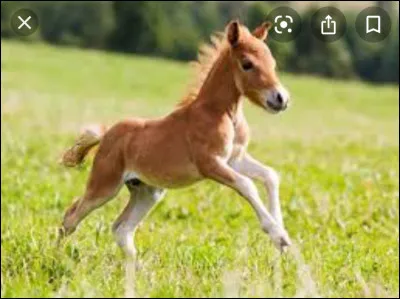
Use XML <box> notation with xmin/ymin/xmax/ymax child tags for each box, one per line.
<box><xmin>59</xmin><ymin>20</ymin><xmax>292</xmax><ymax>257</ymax></box>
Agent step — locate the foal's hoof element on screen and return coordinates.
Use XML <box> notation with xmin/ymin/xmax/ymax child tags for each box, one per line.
<box><xmin>56</xmin><ymin>227</ymin><xmax>67</xmax><ymax>247</ymax></box>
<box><xmin>56</xmin><ymin>226</ymin><xmax>76</xmax><ymax>246</ymax></box>
<box><xmin>269</xmin><ymin>226</ymin><xmax>292</xmax><ymax>253</ymax></box>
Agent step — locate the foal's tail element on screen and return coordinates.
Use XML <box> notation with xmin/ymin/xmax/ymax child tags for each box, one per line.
<box><xmin>60</xmin><ymin>124</ymin><xmax>107</xmax><ymax>167</ymax></box>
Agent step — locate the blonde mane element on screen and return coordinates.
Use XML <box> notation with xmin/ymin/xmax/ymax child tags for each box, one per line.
<box><xmin>177</xmin><ymin>32</ymin><xmax>229</xmax><ymax>107</ymax></box>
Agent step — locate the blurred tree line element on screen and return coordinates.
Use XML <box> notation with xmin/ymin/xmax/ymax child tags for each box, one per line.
<box><xmin>1</xmin><ymin>1</ymin><xmax>398</xmax><ymax>84</ymax></box>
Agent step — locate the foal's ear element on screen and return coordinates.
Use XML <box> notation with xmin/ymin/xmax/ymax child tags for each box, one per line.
<box><xmin>226</xmin><ymin>20</ymin><xmax>241</xmax><ymax>47</ymax></box>
<box><xmin>252</xmin><ymin>21</ymin><xmax>272</xmax><ymax>40</ymax></box>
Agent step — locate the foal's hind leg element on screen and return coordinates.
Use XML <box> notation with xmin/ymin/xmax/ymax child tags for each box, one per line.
<box><xmin>60</xmin><ymin>158</ymin><xmax>124</xmax><ymax>238</ymax></box>
<box><xmin>112</xmin><ymin>180</ymin><xmax>166</xmax><ymax>259</ymax></box>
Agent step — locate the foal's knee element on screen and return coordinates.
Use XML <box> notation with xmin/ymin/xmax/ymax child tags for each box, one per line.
<box><xmin>263</xmin><ymin>167</ymin><xmax>280</xmax><ymax>189</ymax></box>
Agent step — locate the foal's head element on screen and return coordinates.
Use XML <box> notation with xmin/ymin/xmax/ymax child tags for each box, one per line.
<box><xmin>226</xmin><ymin>21</ymin><xmax>290</xmax><ymax>114</ymax></box>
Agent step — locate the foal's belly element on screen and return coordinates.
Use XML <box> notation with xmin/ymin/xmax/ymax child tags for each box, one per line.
<box><xmin>124</xmin><ymin>162</ymin><xmax>202</xmax><ymax>189</ymax></box>
<box><xmin>124</xmin><ymin>132</ymin><xmax>203</xmax><ymax>188</ymax></box>
<box><xmin>128</xmin><ymin>146</ymin><xmax>245</xmax><ymax>189</ymax></box>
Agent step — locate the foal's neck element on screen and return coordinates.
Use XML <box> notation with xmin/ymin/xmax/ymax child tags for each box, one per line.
<box><xmin>194</xmin><ymin>49</ymin><xmax>242</xmax><ymax>120</ymax></box>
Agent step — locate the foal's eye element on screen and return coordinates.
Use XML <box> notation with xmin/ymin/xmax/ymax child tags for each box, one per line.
<box><xmin>241</xmin><ymin>60</ymin><xmax>253</xmax><ymax>71</ymax></box>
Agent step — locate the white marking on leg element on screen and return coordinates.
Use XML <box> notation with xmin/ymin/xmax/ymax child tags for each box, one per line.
<box><xmin>231</xmin><ymin>153</ymin><xmax>284</xmax><ymax>227</ymax></box>
<box><xmin>233</xmin><ymin>174</ymin><xmax>291</xmax><ymax>251</ymax></box>
<box><xmin>206</xmin><ymin>158</ymin><xmax>290</xmax><ymax>251</ymax></box>
<box><xmin>113</xmin><ymin>185</ymin><xmax>166</xmax><ymax>259</ymax></box>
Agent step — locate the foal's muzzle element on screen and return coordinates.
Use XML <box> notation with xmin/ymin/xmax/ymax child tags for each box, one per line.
<box><xmin>264</xmin><ymin>85</ymin><xmax>290</xmax><ymax>113</ymax></box>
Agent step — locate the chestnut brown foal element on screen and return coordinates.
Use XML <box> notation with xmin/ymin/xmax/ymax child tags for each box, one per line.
<box><xmin>59</xmin><ymin>20</ymin><xmax>292</xmax><ymax>258</ymax></box>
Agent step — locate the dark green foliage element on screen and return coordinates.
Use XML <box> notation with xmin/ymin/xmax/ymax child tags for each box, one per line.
<box><xmin>34</xmin><ymin>1</ymin><xmax>114</xmax><ymax>48</ymax></box>
<box><xmin>289</xmin><ymin>6</ymin><xmax>355</xmax><ymax>79</ymax></box>
<box><xmin>0</xmin><ymin>1</ymin><xmax>398</xmax><ymax>83</ymax></box>
<box><xmin>109</xmin><ymin>1</ymin><xmax>200</xmax><ymax>60</ymax></box>
<box><xmin>216</xmin><ymin>1</ymin><xmax>248</xmax><ymax>25</ymax></box>
<box><xmin>344</xmin><ymin>9</ymin><xmax>399</xmax><ymax>83</ymax></box>
<box><xmin>377</xmin><ymin>22</ymin><xmax>399</xmax><ymax>83</ymax></box>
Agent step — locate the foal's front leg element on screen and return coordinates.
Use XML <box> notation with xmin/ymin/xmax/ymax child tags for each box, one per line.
<box><xmin>231</xmin><ymin>153</ymin><xmax>284</xmax><ymax>228</ymax></box>
<box><xmin>198</xmin><ymin>158</ymin><xmax>291</xmax><ymax>251</ymax></box>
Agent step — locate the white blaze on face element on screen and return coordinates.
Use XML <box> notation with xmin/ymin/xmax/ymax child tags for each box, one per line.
<box><xmin>263</xmin><ymin>84</ymin><xmax>290</xmax><ymax>112</ymax></box>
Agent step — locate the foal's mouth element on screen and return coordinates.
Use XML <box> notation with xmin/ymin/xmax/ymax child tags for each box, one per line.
<box><xmin>265</xmin><ymin>100</ymin><xmax>287</xmax><ymax>114</ymax></box>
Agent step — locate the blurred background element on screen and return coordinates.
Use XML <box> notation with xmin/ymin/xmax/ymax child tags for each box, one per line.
<box><xmin>1</xmin><ymin>1</ymin><xmax>399</xmax><ymax>84</ymax></box>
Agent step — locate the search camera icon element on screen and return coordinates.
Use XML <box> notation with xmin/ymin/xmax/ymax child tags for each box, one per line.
<box><xmin>266</xmin><ymin>6</ymin><xmax>302</xmax><ymax>42</ymax></box>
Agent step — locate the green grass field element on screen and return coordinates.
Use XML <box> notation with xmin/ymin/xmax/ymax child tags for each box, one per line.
<box><xmin>1</xmin><ymin>40</ymin><xmax>399</xmax><ymax>298</ymax></box>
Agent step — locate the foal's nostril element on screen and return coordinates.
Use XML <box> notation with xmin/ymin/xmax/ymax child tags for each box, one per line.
<box><xmin>276</xmin><ymin>93</ymin><xmax>283</xmax><ymax>105</ymax></box>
